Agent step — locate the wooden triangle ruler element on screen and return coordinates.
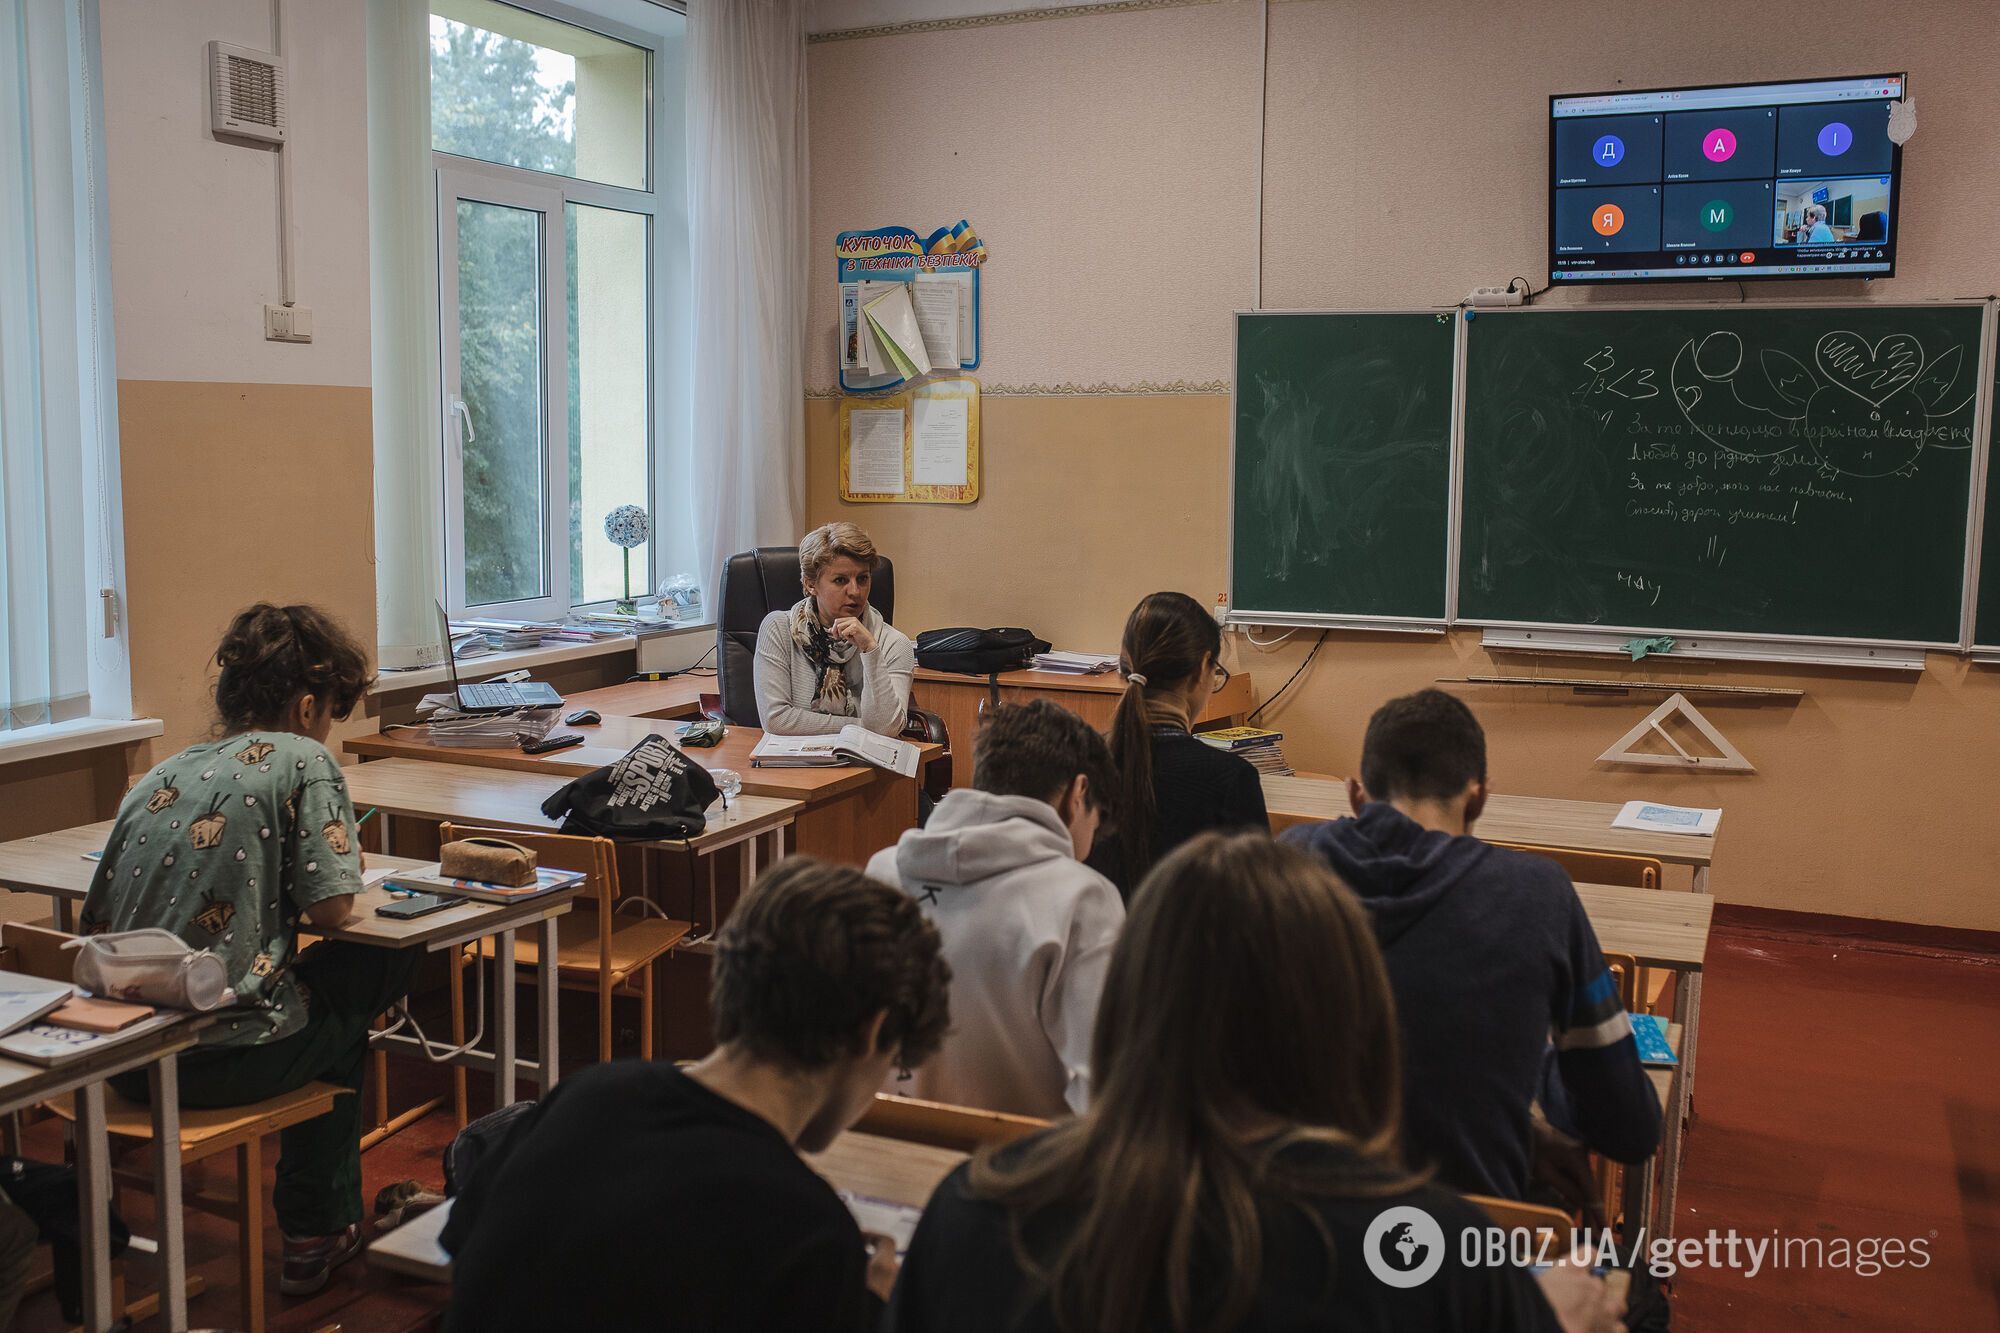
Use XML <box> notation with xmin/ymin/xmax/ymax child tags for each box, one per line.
<box><xmin>1597</xmin><ymin>693</ymin><xmax>1753</xmax><ymax>772</ymax></box>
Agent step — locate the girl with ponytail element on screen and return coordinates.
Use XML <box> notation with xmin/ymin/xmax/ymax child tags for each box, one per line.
<box><xmin>1085</xmin><ymin>592</ymin><xmax>1269</xmax><ymax>898</ymax></box>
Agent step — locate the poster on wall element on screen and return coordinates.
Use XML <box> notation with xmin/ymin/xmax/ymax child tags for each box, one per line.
<box><xmin>839</xmin><ymin>376</ymin><xmax>981</xmax><ymax>504</ymax></box>
<box><xmin>837</xmin><ymin>222</ymin><xmax>985</xmax><ymax>395</ymax></box>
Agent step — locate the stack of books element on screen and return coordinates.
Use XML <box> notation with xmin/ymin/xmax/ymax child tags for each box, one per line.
<box><xmin>1197</xmin><ymin>726</ymin><xmax>1293</xmax><ymax>777</ymax></box>
<box><xmin>1030</xmin><ymin>650</ymin><xmax>1120</xmax><ymax>675</ymax></box>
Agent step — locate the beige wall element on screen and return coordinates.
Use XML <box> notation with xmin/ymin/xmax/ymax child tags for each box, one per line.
<box><xmin>0</xmin><ymin>0</ymin><xmax>379</xmax><ymax>842</ymax></box>
<box><xmin>807</xmin><ymin>0</ymin><xmax>2000</xmax><ymax>929</ymax></box>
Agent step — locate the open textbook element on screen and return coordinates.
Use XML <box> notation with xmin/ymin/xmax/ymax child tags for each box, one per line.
<box><xmin>750</xmin><ymin>727</ymin><xmax>921</xmax><ymax>779</ymax></box>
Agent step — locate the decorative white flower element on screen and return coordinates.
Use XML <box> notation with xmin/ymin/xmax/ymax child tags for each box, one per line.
<box><xmin>604</xmin><ymin>505</ymin><xmax>651</xmax><ymax>548</ymax></box>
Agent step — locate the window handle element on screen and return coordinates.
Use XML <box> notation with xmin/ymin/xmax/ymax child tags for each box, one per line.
<box><xmin>450</xmin><ymin>397</ymin><xmax>476</xmax><ymax>443</ymax></box>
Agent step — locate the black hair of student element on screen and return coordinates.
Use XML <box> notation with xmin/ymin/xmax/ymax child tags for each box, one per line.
<box><xmin>213</xmin><ymin>603</ymin><xmax>375</xmax><ymax>734</ymax></box>
<box><xmin>1106</xmin><ymin>592</ymin><xmax>1222</xmax><ymax>887</ymax></box>
<box><xmin>1358</xmin><ymin>688</ymin><xmax>1488</xmax><ymax>804</ymax></box>
<box><xmin>972</xmin><ymin>700</ymin><xmax>1119</xmax><ymax>816</ymax></box>
<box><xmin>711</xmin><ymin>856</ymin><xmax>951</xmax><ymax>1072</ymax></box>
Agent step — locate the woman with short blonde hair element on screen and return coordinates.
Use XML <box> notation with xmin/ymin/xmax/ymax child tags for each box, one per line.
<box><xmin>754</xmin><ymin>522</ymin><xmax>916</xmax><ymax>736</ymax></box>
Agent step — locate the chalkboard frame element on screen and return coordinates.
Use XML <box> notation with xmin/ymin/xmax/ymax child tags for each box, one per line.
<box><xmin>1227</xmin><ymin>307</ymin><xmax>1463</xmax><ymax>632</ymax></box>
<box><xmin>1969</xmin><ymin>299</ymin><xmax>2000</xmax><ymax>656</ymax></box>
<box><xmin>1451</xmin><ymin>299</ymin><xmax>1995</xmax><ymax>654</ymax></box>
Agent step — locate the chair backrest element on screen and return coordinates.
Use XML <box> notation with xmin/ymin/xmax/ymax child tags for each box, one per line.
<box><xmin>1464</xmin><ymin>1193</ymin><xmax>1575</xmax><ymax>1250</ymax></box>
<box><xmin>715</xmin><ymin>546</ymin><xmax>897</xmax><ymax>727</ymax></box>
<box><xmin>855</xmin><ymin>1093</ymin><xmax>1047</xmax><ymax>1154</ymax></box>
<box><xmin>1600</xmin><ymin>950</ymin><xmax>1640</xmax><ymax>1012</ymax></box>
<box><xmin>1489</xmin><ymin>842</ymin><xmax>1663</xmax><ymax>891</ymax></box>
<box><xmin>440</xmin><ymin>823</ymin><xmax>618</xmax><ymax>972</ymax></box>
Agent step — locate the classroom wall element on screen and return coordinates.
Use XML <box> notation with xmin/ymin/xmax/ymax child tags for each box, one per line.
<box><xmin>0</xmin><ymin>0</ymin><xmax>379</xmax><ymax>841</ymax></box>
<box><xmin>805</xmin><ymin>0</ymin><xmax>2000</xmax><ymax>930</ymax></box>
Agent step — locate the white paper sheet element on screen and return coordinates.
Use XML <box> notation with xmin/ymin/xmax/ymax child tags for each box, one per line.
<box><xmin>911</xmin><ymin>394</ymin><xmax>969</xmax><ymax>487</ymax></box>
<box><xmin>916</xmin><ymin>271</ymin><xmax>974</xmax><ymax>364</ymax></box>
<box><xmin>1610</xmin><ymin>800</ymin><xmax>1722</xmax><ymax>836</ymax></box>
<box><xmin>864</xmin><ymin>284</ymin><xmax>932</xmax><ymax>378</ymax></box>
<box><xmin>910</xmin><ymin>281</ymin><xmax>959</xmax><ymax>369</ymax></box>
<box><xmin>850</xmin><ymin>409</ymin><xmax>906</xmax><ymax>494</ymax></box>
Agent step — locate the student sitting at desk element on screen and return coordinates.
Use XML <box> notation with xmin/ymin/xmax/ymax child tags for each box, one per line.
<box><xmin>85</xmin><ymin>604</ymin><xmax>416</xmax><ymax>1296</ymax></box>
<box><xmin>1280</xmin><ymin>690</ymin><xmax>1660</xmax><ymax>1201</ymax></box>
<box><xmin>887</xmin><ymin>833</ymin><xmax>1609</xmax><ymax>1333</ymax></box>
<box><xmin>755</xmin><ymin>521</ymin><xmax>915</xmax><ymax>736</ymax></box>
<box><xmin>1085</xmin><ymin>592</ymin><xmax>1268</xmax><ymax>899</ymax></box>
<box><xmin>442</xmin><ymin>857</ymin><xmax>951</xmax><ymax>1332</ymax></box>
<box><xmin>867</xmin><ymin>700</ymin><xmax>1122</xmax><ymax>1118</ymax></box>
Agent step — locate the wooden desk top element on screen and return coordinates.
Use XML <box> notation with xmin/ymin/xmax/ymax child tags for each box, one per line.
<box><xmin>0</xmin><ymin>826</ymin><xmax>579</xmax><ymax>952</ymax></box>
<box><xmin>0</xmin><ymin>1012</ymin><xmax>206</xmax><ymax>1115</ymax></box>
<box><xmin>564</xmin><ymin>676</ymin><xmax>710</xmax><ymax>720</ymax></box>
<box><xmin>1261</xmin><ymin>776</ymin><xmax>1718</xmax><ymax>867</ymax></box>
<box><xmin>914</xmin><ymin>666</ymin><xmax>1252</xmax><ymax>714</ymax></box>
<box><xmin>807</xmin><ymin>1131</ymin><xmax>968</xmax><ymax>1211</ymax></box>
<box><xmin>347</xmin><ymin>716</ymin><xmax>937</xmax><ymax>806</ymax></box>
<box><xmin>1573</xmin><ymin>882</ymin><xmax>1711</xmax><ymax>972</ymax></box>
<box><xmin>343</xmin><ymin>759</ymin><xmax>798</xmax><ymax>849</ymax></box>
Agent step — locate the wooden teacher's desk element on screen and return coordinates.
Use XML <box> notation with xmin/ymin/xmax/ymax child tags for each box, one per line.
<box><xmin>347</xmin><ymin>716</ymin><xmax>934</xmax><ymax>867</ymax></box>
<box><xmin>912</xmin><ymin>667</ymin><xmax>1254</xmax><ymax>789</ymax></box>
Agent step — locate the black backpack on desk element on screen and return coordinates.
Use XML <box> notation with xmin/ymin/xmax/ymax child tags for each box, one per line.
<box><xmin>914</xmin><ymin>627</ymin><xmax>1050</xmax><ymax>676</ymax></box>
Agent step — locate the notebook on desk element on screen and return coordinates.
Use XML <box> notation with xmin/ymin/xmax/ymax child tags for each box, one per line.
<box><xmin>751</xmin><ymin>727</ymin><xmax>920</xmax><ymax>778</ymax></box>
<box><xmin>436</xmin><ymin>603</ymin><xmax>563</xmax><ymax>714</ymax></box>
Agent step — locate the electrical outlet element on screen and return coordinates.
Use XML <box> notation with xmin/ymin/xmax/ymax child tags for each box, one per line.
<box><xmin>264</xmin><ymin>303</ymin><xmax>313</xmax><ymax>343</ymax></box>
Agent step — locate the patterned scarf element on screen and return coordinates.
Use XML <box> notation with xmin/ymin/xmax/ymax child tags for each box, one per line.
<box><xmin>790</xmin><ymin>597</ymin><xmax>859</xmax><ymax>715</ymax></box>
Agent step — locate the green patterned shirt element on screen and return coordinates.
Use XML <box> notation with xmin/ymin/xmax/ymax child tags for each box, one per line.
<box><xmin>82</xmin><ymin>733</ymin><xmax>362</xmax><ymax>1046</ymax></box>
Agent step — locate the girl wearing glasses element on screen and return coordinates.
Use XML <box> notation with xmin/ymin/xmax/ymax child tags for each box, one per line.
<box><xmin>1086</xmin><ymin>591</ymin><xmax>1268</xmax><ymax>899</ymax></box>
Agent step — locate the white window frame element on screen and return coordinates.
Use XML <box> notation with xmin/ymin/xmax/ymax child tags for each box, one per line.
<box><xmin>431</xmin><ymin>0</ymin><xmax>679</xmax><ymax>622</ymax></box>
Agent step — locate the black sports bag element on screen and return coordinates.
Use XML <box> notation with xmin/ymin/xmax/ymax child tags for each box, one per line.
<box><xmin>914</xmin><ymin>627</ymin><xmax>1051</xmax><ymax>676</ymax></box>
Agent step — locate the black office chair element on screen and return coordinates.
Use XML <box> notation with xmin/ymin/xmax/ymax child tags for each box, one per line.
<box><xmin>717</xmin><ymin>547</ymin><xmax>952</xmax><ymax>801</ymax></box>
<box><xmin>1856</xmin><ymin>211</ymin><xmax>1888</xmax><ymax>242</ymax></box>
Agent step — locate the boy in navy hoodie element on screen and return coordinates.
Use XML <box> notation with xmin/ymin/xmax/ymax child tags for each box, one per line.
<box><xmin>1281</xmin><ymin>689</ymin><xmax>1660</xmax><ymax>1200</ymax></box>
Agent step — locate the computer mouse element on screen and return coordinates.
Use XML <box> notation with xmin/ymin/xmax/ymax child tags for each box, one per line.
<box><xmin>565</xmin><ymin>709</ymin><xmax>602</xmax><ymax>726</ymax></box>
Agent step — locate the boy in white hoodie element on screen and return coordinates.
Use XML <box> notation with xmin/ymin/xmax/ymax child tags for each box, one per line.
<box><xmin>866</xmin><ymin>701</ymin><xmax>1123</xmax><ymax>1118</ymax></box>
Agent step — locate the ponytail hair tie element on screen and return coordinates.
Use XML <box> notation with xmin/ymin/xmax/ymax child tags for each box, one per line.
<box><xmin>1126</xmin><ymin>672</ymin><xmax>1148</xmax><ymax>687</ymax></box>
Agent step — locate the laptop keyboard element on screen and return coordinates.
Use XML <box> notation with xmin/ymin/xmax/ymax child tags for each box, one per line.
<box><xmin>458</xmin><ymin>682</ymin><xmax>520</xmax><ymax>710</ymax></box>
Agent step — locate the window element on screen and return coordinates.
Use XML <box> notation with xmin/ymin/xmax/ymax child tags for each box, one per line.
<box><xmin>0</xmin><ymin>0</ymin><xmax>131</xmax><ymax>734</ymax></box>
<box><xmin>430</xmin><ymin>0</ymin><xmax>688</xmax><ymax>621</ymax></box>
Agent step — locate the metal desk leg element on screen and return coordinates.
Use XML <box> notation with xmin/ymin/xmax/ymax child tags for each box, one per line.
<box><xmin>49</xmin><ymin>892</ymin><xmax>75</xmax><ymax>932</ymax></box>
<box><xmin>1656</xmin><ymin>969</ymin><xmax>1701</xmax><ymax>1239</ymax></box>
<box><xmin>148</xmin><ymin>1054</ymin><xmax>187</xmax><ymax>1331</ymax></box>
<box><xmin>494</xmin><ymin>928</ymin><xmax>518</xmax><ymax>1107</ymax></box>
<box><xmin>75</xmin><ymin>1082</ymin><xmax>113</xmax><ymax>1332</ymax></box>
<box><xmin>537</xmin><ymin>914</ymin><xmax>560</xmax><ymax>1097</ymax></box>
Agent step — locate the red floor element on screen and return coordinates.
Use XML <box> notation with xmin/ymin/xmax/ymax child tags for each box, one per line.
<box><xmin>13</xmin><ymin>915</ymin><xmax>2000</xmax><ymax>1331</ymax></box>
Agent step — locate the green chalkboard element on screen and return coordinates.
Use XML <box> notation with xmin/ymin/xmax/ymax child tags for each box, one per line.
<box><xmin>1231</xmin><ymin>312</ymin><xmax>1456</xmax><ymax>621</ymax></box>
<box><xmin>1458</xmin><ymin>305</ymin><xmax>1984</xmax><ymax>645</ymax></box>
<box><xmin>1976</xmin><ymin>349</ymin><xmax>2000</xmax><ymax>649</ymax></box>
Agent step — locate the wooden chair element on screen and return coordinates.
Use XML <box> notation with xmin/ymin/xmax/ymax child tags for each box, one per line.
<box><xmin>1464</xmin><ymin>1193</ymin><xmax>1575</xmax><ymax>1251</ymax></box>
<box><xmin>50</xmin><ymin>1082</ymin><xmax>349</xmax><ymax>1333</ymax></box>
<box><xmin>442</xmin><ymin>824</ymin><xmax>691</xmax><ymax>1121</ymax></box>
<box><xmin>854</xmin><ymin>1093</ymin><xmax>1049</xmax><ymax>1153</ymax></box>
<box><xmin>1591</xmin><ymin>951</ymin><xmax>1644</xmax><ymax>1225</ymax></box>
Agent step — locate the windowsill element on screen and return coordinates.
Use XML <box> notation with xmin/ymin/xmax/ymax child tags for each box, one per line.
<box><xmin>371</xmin><ymin>620</ymin><xmax>715</xmax><ymax>696</ymax></box>
<box><xmin>0</xmin><ymin>717</ymin><xmax>165</xmax><ymax>766</ymax></box>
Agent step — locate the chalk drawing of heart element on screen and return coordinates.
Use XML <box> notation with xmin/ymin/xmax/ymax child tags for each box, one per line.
<box><xmin>1813</xmin><ymin>331</ymin><xmax>1924</xmax><ymax>408</ymax></box>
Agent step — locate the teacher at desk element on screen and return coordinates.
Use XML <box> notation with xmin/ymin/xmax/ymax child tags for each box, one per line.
<box><xmin>755</xmin><ymin>522</ymin><xmax>916</xmax><ymax>736</ymax></box>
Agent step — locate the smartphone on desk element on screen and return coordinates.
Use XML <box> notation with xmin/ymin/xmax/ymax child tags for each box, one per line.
<box><xmin>375</xmin><ymin>892</ymin><xmax>453</xmax><ymax>920</ymax></box>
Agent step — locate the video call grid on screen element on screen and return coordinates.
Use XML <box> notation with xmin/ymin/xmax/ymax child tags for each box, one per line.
<box><xmin>1547</xmin><ymin>74</ymin><xmax>1903</xmax><ymax>282</ymax></box>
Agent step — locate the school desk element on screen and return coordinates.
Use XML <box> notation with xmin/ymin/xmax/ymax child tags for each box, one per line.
<box><xmin>347</xmin><ymin>716</ymin><xmax>936</xmax><ymax>867</ymax></box>
<box><xmin>910</xmin><ymin>667</ymin><xmax>1255</xmax><ymax>789</ymax></box>
<box><xmin>561</xmin><ymin>675</ymin><xmax>710</xmax><ymax>720</ymax></box>
<box><xmin>0</xmin><ymin>1010</ymin><xmax>207</xmax><ymax>1331</ymax></box>
<box><xmin>0</xmin><ymin>825</ymin><xmax>582</xmax><ymax>1124</ymax></box>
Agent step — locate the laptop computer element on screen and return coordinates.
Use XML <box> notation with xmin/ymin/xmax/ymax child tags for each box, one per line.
<box><xmin>437</xmin><ymin>603</ymin><xmax>564</xmax><ymax>714</ymax></box>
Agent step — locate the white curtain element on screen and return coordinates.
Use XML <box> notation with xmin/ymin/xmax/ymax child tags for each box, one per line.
<box><xmin>687</xmin><ymin>0</ymin><xmax>810</xmax><ymax>596</ymax></box>
<box><xmin>0</xmin><ymin>0</ymin><xmax>125</xmax><ymax>729</ymax></box>
<box><xmin>367</xmin><ymin>0</ymin><xmax>446</xmax><ymax>669</ymax></box>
